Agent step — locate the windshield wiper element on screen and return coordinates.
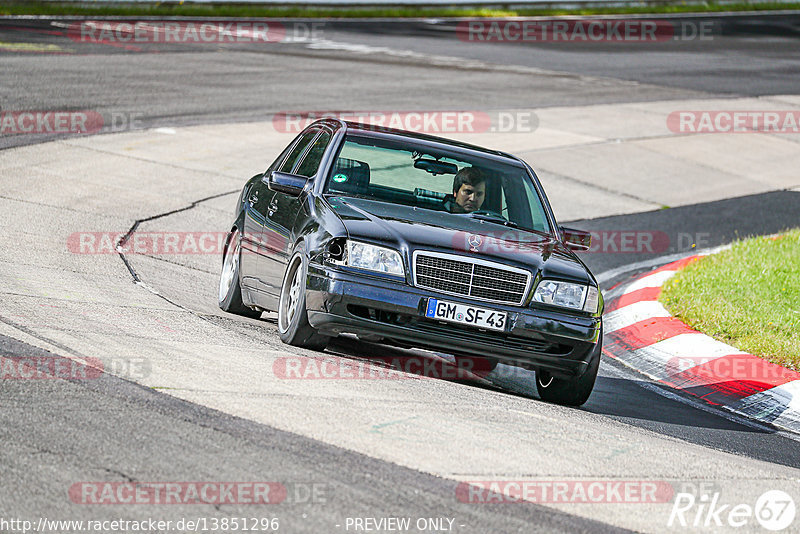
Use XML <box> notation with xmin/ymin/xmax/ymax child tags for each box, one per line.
<box><xmin>468</xmin><ymin>214</ymin><xmax>519</xmax><ymax>228</ymax></box>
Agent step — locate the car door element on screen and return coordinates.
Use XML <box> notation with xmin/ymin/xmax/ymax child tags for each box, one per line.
<box><xmin>251</xmin><ymin>128</ymin><xmax>322</xmax><ymax>307</ymax></box>
<box><xmin>239</xmin><ymin>175</ymin><xmax>278</xmax><ymax>296</ymax></box>
<box><xmin>240</xmin><ymin>130</ymin><xmax>318</xmax><ymax>308</ymax></box>
<box><xmin>262</xmin><ymin>128</ymin><xmax>333</xmax><ymax>292</ymax></box>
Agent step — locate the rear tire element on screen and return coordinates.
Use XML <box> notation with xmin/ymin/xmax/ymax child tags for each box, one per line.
<box><xmin>219</xmin><ymin>229</ymin><xmax>261</xmax><ymax>319</ymax></box>
<box><xmin>536</xmin><ymin>328</ymin><xmax>602</xmax><ymax>407</ymax></box>
<box><xmin>278</xmin><ymin>251</ymin><xmax>330</xmax><ymax>351</ymax></box>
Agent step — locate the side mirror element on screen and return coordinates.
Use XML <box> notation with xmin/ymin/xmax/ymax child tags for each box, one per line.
<box><xmin>268</xmin><ymin>171</ymin><xmax>308</xmax><ymax>197</ymax></box>
<box><xmin>560</xmin><ymin>226</ymin><xmax>591</xmax><ymax>252</ymax></box>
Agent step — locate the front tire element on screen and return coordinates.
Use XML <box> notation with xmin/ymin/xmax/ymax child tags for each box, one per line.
<box><xmin>536</xmin><ymin>328</ymin><xmax>602</xmax><ymax>407</ymax></box>
<box><xmin>219</xmin><ymin>229</ymin><xmax>261</xmax><ymax>318</ymax></box>
<box><xmin>278</xmin><ymin>251</ymin><xmax>330</xmax><ymax>351</ymax></box>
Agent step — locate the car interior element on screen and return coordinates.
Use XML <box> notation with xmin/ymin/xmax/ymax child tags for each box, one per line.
<box><xmin>323</xmin><ymin>139</ymin><xmax>550</xmax><ymax>234</ymax></box>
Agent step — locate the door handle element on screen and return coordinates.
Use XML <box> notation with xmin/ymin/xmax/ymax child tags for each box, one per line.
<box><xmin>248</xmin><ymin>191</ymin><xmax>258</xmax><ymax>205</ymax></box>
<box><xmin>268</xmin><ymin>198</ymin><xmax>278</xmax><ymax>216</ymax></box>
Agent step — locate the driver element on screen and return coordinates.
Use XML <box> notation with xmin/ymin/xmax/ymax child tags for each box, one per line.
<box><xmin>444</xmin><ymin>167</ymin><xmax>486</xmax><ymax>213</ymax></box>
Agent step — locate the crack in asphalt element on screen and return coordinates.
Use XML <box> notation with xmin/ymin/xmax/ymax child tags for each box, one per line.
<box><xmin>103</xmin><ymin>189</ymin><xmax>279</xmax><ymax>354</ymax></box>
<box><xmin>115</xmin><ymin>189</ymin><xmax>238</xmax><ymax>285</ymax></box>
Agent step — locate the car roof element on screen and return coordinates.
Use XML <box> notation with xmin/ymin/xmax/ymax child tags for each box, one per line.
<box><xmin>309</xmin><ymin>118</ymin><xmax>524</xmax><ymax>166</ymax></box>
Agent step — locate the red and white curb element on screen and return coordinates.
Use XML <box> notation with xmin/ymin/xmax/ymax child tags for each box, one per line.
<box><xmin>603</xmin><ymin>255</ymin><xmax>800</xmax><ymax>433</ymax></box>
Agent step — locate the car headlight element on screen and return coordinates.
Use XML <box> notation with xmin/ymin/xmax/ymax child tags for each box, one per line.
<box><xmin>346</xmin><ymin>240</ymin><xmax>404</xmax><ymax>276</ymax></box>
<box><xmin>533</xmin><ymin>280</ymin><xmax>598</xmax><ymax>313</ymax></box>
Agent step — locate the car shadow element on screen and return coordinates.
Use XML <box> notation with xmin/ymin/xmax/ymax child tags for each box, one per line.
<box><xmin>585</xmin><ymin>374</ymin><xmax>774</xmax><ymax>433</ymax></box>
<box><xmin>321</xmin><ymin>334</ymin><xmax>800</xmax><ymax>468</ymax></box>
<box><xmin>586</xmin><ymin>372</ymin><xmax>800</xmax><ymax>469</ymax></box>
<box><xmin>326</xmin><ymin>335</ymin><xmax>784</xmax><ymax>435</ymax></box>
<box><xmin>324</xmin><ymin>335</ymin><xmax>522</xmax><ymax>394</ymax></box>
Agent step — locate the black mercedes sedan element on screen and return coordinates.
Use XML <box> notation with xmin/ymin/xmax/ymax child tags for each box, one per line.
<box><xmin>219</xmin><ymin>119</ymin><xmax>603</xmax><ymax>406</ymax></box>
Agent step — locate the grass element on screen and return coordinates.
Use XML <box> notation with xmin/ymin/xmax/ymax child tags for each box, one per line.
<box><xmin>2</xmin><ymin>1</ymin><xmax>800</xmax><ymax>18</ymax></box>
<box><xmin>660</xmin><ymin>229</ymin><xmax>800</xmax><ymax>371</ymax></box>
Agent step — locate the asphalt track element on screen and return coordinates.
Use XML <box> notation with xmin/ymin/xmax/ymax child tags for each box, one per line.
<box><xmin>1</xmin><ymin>12</ymin><xmax>800</xmax><ymax>534</ymax></box>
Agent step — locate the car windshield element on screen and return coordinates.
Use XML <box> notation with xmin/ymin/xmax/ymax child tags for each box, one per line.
<box><xmin>324</xmin><ymin>134</ymin><xmax>552</xmax><ymax>235</ymax></box>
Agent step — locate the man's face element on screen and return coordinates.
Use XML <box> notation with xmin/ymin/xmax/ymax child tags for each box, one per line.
<box><xmin>454</xmin><ymin>181</ymin><xmax>486</xmax><ymax>213</ymax></box>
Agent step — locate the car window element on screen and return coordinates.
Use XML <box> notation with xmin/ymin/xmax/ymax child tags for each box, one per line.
<box><xmin>279</xmin><ymin>129</ymin><xmax>319</xmax><ymax>174</ymax></box>
<box><xmin>265</xmin><ymin>137</ymin><xmax>299</xmax><ymax>174</ymax></box>
<box><xmin>523</xmin><ymin>179</ymin><xmax>550</xmax><ymax>232</ymax></box>
<box><xmin>294</xmin><ymin>130</ymin><xmax>332</xmax><ymax>178</ymax></box>
<box><xmin>325</xmin><ymin>134</ymin><xmax>551</xmax><ymax>235</ymax></box>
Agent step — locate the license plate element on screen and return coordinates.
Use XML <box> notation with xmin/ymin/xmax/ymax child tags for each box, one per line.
<box><xmin>424</xmin><ymin>298</ymin><xmax>507</xmax><ymax>332</ymax></box>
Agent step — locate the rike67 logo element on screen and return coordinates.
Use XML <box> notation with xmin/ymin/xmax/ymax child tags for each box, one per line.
<box><xmin>669</xmin><ymin>490</ymin><xmax>795</xmax><ymax>531</ymax></box>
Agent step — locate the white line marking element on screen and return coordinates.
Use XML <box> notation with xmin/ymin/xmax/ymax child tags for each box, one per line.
<box><xmin>605</xmin><ymin>301</ymin><xmax>671</xmax><ymax>334</ymax></box>
<box><xmin>624</xmin><ymin>334</ymin><xmax>740</xmax><ymax>381</ymax></box>
<box><xmin>622</xmin><ymin>269</ymin><xmax>676</xmax><ymax>294</ymax></box>
<box><xmin>305</xmin><ymin>38</ymin><xmax>640</xmax><ymax>84</ymax></box>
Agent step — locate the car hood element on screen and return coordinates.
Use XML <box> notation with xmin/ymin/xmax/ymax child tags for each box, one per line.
<box><xmin>326</xmin><ymin>196</ymin><xmax>592</xmax><ymax>285</ymax></box>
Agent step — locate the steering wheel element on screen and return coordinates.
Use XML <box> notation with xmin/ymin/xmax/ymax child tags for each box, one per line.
<box><xmin>470</xmin><ymin>209</ymin><xmax>508</xmax><ymax>220</ymax></box>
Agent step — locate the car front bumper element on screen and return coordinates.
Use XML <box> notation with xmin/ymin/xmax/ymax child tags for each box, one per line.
<box><xmin>305</xmin><ymin>262</ymin><xmax>601</xmax><ymax>378</ymax></box>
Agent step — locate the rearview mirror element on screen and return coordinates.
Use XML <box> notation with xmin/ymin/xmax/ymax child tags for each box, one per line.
<box><xmin>414</xmin><ymin>158</ymin><xmax>458</xmax><ymax>176</ymax></box>
<box><xmin>268</xmin><ymin>171</ymin><xmax>308</xmax><ymax>197</ymax></box>
<box><xmin>561</xmin><ymin>227</ymin><xmax>591</xmax><ymax>252</ymax></box>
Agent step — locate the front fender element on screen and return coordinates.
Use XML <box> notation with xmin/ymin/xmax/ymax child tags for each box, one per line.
<box><xmin>295</xmin><ymin>194</ymin><xmax>347</xmax><ymax>264</ymax></box>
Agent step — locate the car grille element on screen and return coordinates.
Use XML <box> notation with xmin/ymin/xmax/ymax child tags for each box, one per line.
<box><xmin>414</xmin><ymin>253</ymin><xmax>530</xmax><ymax>305</ymax></box>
